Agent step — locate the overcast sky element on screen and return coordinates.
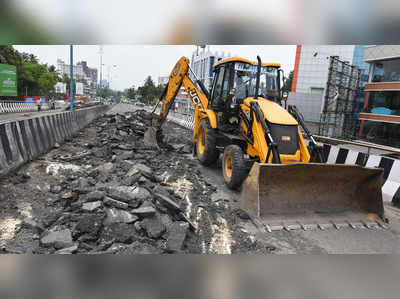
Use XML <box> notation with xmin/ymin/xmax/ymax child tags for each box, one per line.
<box><xmin>14</xmin><ymin>45</ymin><xmax>296</xmax><ymax>91</ymax></box>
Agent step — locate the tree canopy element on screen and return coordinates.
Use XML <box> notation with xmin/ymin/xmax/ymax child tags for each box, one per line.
<box><xmin>126</xmin><ymin>85</ymin><xmax>136</xmax><ymax>100</ymax></box>
<box><xmin>283</xmin><ymin>70</ymin><xmax>294</xmax><ymax>92</ymax></box>
<box><xmin>127</xmin><ymin>76</ymin><xmax>163</xmax><ymax>104</ymax></box>
<box><xmin>0</xmin><ymin>45</ymin><xmax>58</xmax><ymax>97</ymax></box>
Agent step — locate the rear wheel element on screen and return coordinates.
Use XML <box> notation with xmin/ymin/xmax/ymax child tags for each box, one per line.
<box><xmin>196</xmin><ymin>118</ymin><xmax>218</xmax><ymax>166</ymax></box>
<box><xmin>222</xmin><ymin>145</ymin><xmax>247</xmax><ymax>190</ymax></box>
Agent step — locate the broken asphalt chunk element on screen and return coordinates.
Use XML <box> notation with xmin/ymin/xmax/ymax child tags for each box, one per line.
<box><xmin>41</xmin><ymin>229</ymin><xmax>74</xmax><ymax>249</ymax></box>
<box><xmin>87</xmin><ymin>191</ymin><xmax>104</xmax><ymax>201</ymax></box>
<box><xmin>127</xmin><ymin>163</ymin><xmax>153</xmax><ymax>179</ymax></box>
<box><xmin>74</xmin><ymin>214</ymin><xmax>104</xmax><ymax>239</ymax></box>
<box><xmin>104</xmin><ymin>208</ymin><xmax>138</xmax><ymax>225</ymax></box>
<box><xmin>103</xmin><ymin>196</ymin><xmax>129</xmax><ymax>210</ymax></box>
<box><xmin>82</xmin><ymin>201</ymin><xmax>102</xmax><ymax>212</ymax></box>
<box><xmin>141</xmin><ymin>215</ymin><xmax>166</xmax><ymax>239</ymax></box>
<box><xmin>154</xmin><ymin>193</ymin><xmax>181</xmax><ymax>212</ymax></box>
<box><xmin>55</xmin><ymin>244</ymin><xmax>78</xmax><ymax>254</ymax></box>
<box><xmin>100</xmin><ymin>223</ymin><xmax>139</xmax><ymax>244</ymax></box>
<box><xmin>106</xmin><ymin>186</ymin><xmax>150</xmax><ymax>207</ymax></box>
<box><xmin>130</xmin><ymin>206</ymin><xmax>156</xmax><ymax>217</ymax></box>
<box><xmin>167</xmin><ymin>222</ymin><xmax>189</xmax><ymax>253</ymax></box>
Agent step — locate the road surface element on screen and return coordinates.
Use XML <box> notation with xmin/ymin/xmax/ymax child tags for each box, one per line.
<box><xmin>113</xmin><ymin>104</ymin><xmax>400</xmax><ymax>254</ymax></box>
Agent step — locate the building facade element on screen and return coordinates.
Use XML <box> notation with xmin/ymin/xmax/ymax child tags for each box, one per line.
<box><xmin>292</xmin><ymin>45</ymin><xmax>369</xmax><ymax>94</ymax></box>
<box><xmin>289</xmin><ymin>45</ymin><xmax>368</xmax><ymax>124</ymax></box>
<box><xmin>190</xmin><ymin>47</ymin><xmax>228</xmax><ymax>91</ymax></box>
<box><xmin>56</xmin><ymin>59</ymin><xmax>98</xmax><ymax>98</ymax></box>
<box><xmin>359</xmin><ymin>45</ymin><xmax>400</xmax><ymax>147</ymax></box>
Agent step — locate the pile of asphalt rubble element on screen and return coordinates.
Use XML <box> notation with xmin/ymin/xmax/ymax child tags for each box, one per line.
<box><xmin>1</xmin><ymin>109</ymin><xmax>269</xmax><ymax>254</ymax></box>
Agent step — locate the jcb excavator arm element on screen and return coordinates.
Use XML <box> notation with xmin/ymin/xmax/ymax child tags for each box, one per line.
<box><xmin>150</xmin><ymin>56</ymin><xmax>211</xmax><ymax>129</ymax></box>
<box><xmin>144</xmin><ymin>56</ymin><xmax>216</xmax><ymax>147</ymax></box>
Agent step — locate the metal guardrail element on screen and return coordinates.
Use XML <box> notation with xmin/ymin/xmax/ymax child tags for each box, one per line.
<box><xmin>0</xmin><ymin>101</ymin><xmax>50</xmax><ymax>113</ymax></box>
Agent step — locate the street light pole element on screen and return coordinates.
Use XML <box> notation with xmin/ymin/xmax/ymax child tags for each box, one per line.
<box><xmin>99</xmin><ymin>46</ymin><xmax>104</xmax><ymax>104</ymax></box>
<box><xmin>110</xmin><ymin>64</ymin><xmax>117</xmax><ymax>104</ymax></box>
<box><xmin>70</xmin><ymin>45</ymin><xmax>74</xmax><ymax>111</ymax></box>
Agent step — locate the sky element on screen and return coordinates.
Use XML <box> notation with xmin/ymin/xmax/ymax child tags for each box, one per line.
<box><xmin>14</xmin><ymin>45</ymin><xmax>296</xmax><ymax>91</ymax></box>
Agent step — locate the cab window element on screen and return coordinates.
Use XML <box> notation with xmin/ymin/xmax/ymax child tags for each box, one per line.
<box><xmin>212</xmin><ymin>66</ymin><xmax>225</xmax><ymax>107</ymax></box>
<box><xmin>221</xmin><ymin>64</ymin><xmax>233</xmax><ymax>102</ymax></box>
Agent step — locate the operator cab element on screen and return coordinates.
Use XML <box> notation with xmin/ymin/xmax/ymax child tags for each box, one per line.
<box><xmin>210</xmin><ymin>57</ymin><xmax>282</xmax><ymax>132</ymax></box>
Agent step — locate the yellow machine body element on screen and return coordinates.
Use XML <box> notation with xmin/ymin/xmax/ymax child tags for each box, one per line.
<box><xmin>144</xmin><ymin>56</ymin><xmax>386</xmax><ymax>229</ymax></box>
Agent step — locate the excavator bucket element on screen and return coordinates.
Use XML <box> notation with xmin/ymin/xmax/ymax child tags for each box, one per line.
<box><xmin>144</xmin><ymin>126</ymin><xmax>159</xmax><ymax>149</ymax></box>
<box><xmin>143</xmin><ymin>111</ymin><xmax>162</xmax><ymax>149</ymax></box>
<box><xmin>240</xmin><ymin>163</ymin><xmax>386</xmax><ymax>231</ymax></box>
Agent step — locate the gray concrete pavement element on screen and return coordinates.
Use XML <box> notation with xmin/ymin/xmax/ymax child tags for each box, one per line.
<box><xmin>197</xmin><ymin>160</ymin><xmax>400</xmax><ymax>254</ymax></box>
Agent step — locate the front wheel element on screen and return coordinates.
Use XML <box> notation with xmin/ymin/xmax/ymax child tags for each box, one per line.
<box><xmin>222</xmin><ymin>145</ymin><xmax>247</xmax><ymax>190</ymax></box>
<box><xmin>196</xmin><ymin>118</ymin><xmax>219</xmax><ymax>166</ymax></box>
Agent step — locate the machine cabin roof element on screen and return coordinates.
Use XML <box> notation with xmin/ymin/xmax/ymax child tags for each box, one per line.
<box><xmin>213</xmin><ymin>56</ymin><xmax>281</xmax><ymax>69</ymax></box>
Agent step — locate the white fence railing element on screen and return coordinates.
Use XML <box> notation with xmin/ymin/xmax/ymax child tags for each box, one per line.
<box><xmin>149</xmin><ymin>105</ymin><xmax>195</xmax><ymax>130</ymax></box>
<box><xmin>0</xmin><ymin>102</ymin><xmax>50</xmax><ymax>114</ymax></box>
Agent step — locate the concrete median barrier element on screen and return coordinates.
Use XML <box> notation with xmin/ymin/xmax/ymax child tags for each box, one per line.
<box><xmin>0</xmin><ymin>105</ymin><xmax>110</xmax><ymax>177</ymax></box>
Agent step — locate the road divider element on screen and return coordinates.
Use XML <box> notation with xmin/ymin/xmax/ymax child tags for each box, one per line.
<box><xmin>320</xmin><ymin>143</ymin><xmax>400</xmax><ymax>206</ymax></box>
<box><xmin>0</xmin><ymin>105</ymin><xmax>110</xmax><ymax>177</ymax></box>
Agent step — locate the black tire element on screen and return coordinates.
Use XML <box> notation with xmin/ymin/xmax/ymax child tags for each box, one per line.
<box><xmin>222</xmin><ymin>145</ymin><xmax>247</xmax><ymax>190</ymax></box>
<box><xmin>196</xmin><ymin>118</ymin><xmax>219</xmax><ymax>166</ymax></box>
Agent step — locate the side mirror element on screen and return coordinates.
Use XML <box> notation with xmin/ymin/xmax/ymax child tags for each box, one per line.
<box><xmin>281</xmin><ymin>91</ymin><xmax>288</xmax><ymax>109</ymax></box>
<box><xmin>282</xmin><ymin>91</ymin><xmax>288</xmax><ymax>101</ymax></box>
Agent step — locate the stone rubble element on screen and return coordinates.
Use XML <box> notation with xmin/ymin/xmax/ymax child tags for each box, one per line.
<box><xmin>40</xmin><ymin>229</ymin><xmax>74</xmax><ymax>249</ymax></box>
<box><xmin>0</xmin><ymin>109</ymin><xmax>270</xmax><ymax>254</ymax></box>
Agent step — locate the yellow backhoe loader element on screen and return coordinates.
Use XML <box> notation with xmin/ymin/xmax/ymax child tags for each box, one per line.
<box><xmin>144</xmin><ymin>56</ymin><xmax>385</xmax><ymax>230</ymax></box>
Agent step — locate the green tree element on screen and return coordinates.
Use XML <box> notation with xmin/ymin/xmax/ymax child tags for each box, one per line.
<box><xmin>0</xmin><ymin>45</ymin><xmax>22</xmax><ymax>65</ymax></box>
<box><xmin>126</xmin><ymin>86</ymin><xmax>137</xmax><ymax>100</ymax></box>
<box><xmin>48</xmin><ymin>65</ymin><xmax>56</xmax><ymax>73</ymax></box>
<box><xmin>19</xmin><ymin>62</ymin><xmax>47</xmax><ymax>95</ymax></box>
<box><xmin>136</xmin><ymin>76</ymin><xmax>166</xmax><ymax>104</ymax></box>
<box><xmin>0</xmin><ymin>46</ymin><xmax>57</xmax><ymax>97</ymax></box>
<box><xmin>96</xmin><ymin>85</ymin><xmax>113</xmax><ymax>99</ymax></box>
<box><xmin>38</xmin><ymin>71</ymin><xmax>58</xmax><ymax>95</ymax></box>
<box><xmin>155</xmin><ymin>83</ymin><xmax>164</xmax><ymax>98</ymax></box>
<box><xmin>283</xmin><ymin>70</ymin><xmax>294</xmax><ymax>92</ymax></box>
<box><xmin>138</xmin><ymin>76</ymin><xmax>158</xmax><ymax>104</ymax></box>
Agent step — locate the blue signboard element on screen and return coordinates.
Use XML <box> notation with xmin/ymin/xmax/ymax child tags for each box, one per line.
<box><xmin>24</xmin><ymin>97</ymin><xmax>35</xmax><ymax>103</ymax></box>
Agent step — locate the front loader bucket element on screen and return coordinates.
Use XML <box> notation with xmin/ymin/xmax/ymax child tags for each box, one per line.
<box><xmin>241</xmin><ymin>163</ymin><xmax>385</xmax><ymax>231</ymax></box>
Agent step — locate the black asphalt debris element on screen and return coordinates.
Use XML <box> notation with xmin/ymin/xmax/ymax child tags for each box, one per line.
<box><xmin>0</xmin><ymin>108</ymin><xmax>272</xmax><ymax>254</ymax></box>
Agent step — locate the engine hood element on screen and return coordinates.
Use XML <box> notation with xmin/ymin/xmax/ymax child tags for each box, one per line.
<box><xmin>243</xmin><ymin>98</ymin><xmax>298</xmax><ymax>125</ymax></box>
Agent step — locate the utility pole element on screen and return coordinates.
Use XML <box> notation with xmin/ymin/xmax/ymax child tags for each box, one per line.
<box><xmin>70</xmin><ymin>45</ymin><xmax>74</xmax><ymax>111</ymax></box>
<box><xmin>99</xmin><ymin>45</ymin><xmax>104</xmax><ymax>104</ymax></box>
<box><xmin>109</xmin><ymin>64</ymin><xmax>117</xmax><ymax>104</ymax></box>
